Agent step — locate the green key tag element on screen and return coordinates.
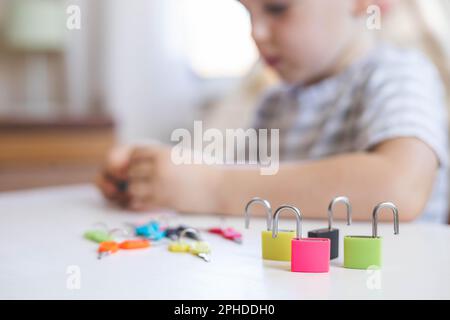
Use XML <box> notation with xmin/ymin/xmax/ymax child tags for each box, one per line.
<box><xmin>84</xmin><ymin>230</ymin><xmax>114</xmax><ymax>243</ymax></box>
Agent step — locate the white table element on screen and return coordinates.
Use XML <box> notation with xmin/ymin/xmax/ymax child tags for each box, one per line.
<box><xmin>0</xmin><ymin>185</ymin><xmax>449</xmax><ymax>299</ymax></box>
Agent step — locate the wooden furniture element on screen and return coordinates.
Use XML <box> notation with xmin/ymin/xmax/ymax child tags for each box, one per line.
<box><xmin>0</xmin><ymin>117</ymin><xmax>115</xmax><ymax>191</ymax></box>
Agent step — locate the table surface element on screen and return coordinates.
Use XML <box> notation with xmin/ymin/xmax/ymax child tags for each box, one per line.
<box><xmin>0</xmin><ymin>184</ymin><xmax>449</xmax><ymax>299</ymax></box>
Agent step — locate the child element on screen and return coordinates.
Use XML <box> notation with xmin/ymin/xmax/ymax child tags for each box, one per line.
<box><xmin>97</xmin><ymin>0</ymin><xmax>448</xmax><ymax>223</ymax></box>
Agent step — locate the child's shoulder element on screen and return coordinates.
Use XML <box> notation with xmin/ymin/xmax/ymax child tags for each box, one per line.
<box><xmin>362</xmin><ymin>43</ymin><xmax>443</xmax><ymax>89</ymax></box>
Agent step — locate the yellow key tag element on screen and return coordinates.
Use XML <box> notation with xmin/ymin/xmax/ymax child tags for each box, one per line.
<box><xmin>168</xmin><ymin>241</ymin><xmax>191</xmax><ymax>253</ymax></box>
<box><xmin>189</xmin><ymin>241</ymin><xmax>211</xmax><ymax>255</ymax></box>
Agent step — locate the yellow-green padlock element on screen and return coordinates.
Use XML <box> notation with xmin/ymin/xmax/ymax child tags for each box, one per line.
<box><xmin>344</xmin><ymin>202</ymin><xmax>399</xmax><ymax>269</ymax></box>
<box><xmin>245</xmin><ymin>197</ymin><xmax>296</xmax><ymax>261</ymax></box>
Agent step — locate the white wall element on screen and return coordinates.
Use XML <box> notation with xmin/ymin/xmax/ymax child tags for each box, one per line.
<box><xmin>101</xmin><ymin>0</ymin><xmax>204</xmax><ymax>144</ymax></box>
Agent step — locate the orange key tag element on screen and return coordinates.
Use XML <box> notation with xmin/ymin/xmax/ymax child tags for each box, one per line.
<box><xmin>98</xmin><ymin>241</ymin><xmax>119</xmax><ymax>259</ymax></box>
<box><xmin>119</xmin><ymin>239</ymin><xmax>151</xmax><ymax>250</ymax></box>
<box><xmin>97</xmin><ymin>240</ymin><xmax>150</xmax><ymax>259</ymax></box>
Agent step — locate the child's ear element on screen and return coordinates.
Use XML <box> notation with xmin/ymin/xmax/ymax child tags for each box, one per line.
<box><xmin>351</xmin><ymin>0</ymin><xmax>393</xmax><ymax>17</ymax></box>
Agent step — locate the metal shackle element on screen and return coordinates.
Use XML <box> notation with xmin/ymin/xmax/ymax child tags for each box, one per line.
<box><xmin>272</xmin><ymin>205</ymin><xmax>303</xmax><ymax>240</ymax></box>
<box><xmin>372</xmin><ymin>202</ymin><xmax>399</xmax><ymax>238</ymax></box>
<box><xmin>245</xmin><ymin>197</ymin><xmax>273</xmax><ymax>231</ymax></box>
<box><xmin>327</xmin><ymin>196</ymin><xmax>352</xmax><ymax>230</ymax></box>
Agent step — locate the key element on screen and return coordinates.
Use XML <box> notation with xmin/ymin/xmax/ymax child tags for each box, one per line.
<box><xmin>168</xmin><ymin>227</ymin><xmax>211</xmax><ymax>262</ymax></box>
<box><xmin>189</xmin><ymin>241</ymin><xmax>211</xmax><ymax>255</ymax></box>
<box><xmin>168</xmin><ymin>241</ymin><xmax>191</xmax><ymax>253</ymax></box>
<box><xmin>208</xmin><ymin>227</ymin><xmax>242</xmax><ymax>244</ymax></box>
<box><xmin>222</xmin><ymin>227</ymin><xmax>243</xmax><ymax>244</ymax></box>
<box><xmin>168</xmin><ymin>241</ymin><xmax>211</xmax><ymax>262</ymax></box>
<box><xmin>165</xmin><ymin>225</ymin><xmax>201</xmax><ymax>241</ymax></box>
<box><xmin>119</xmin><ymin>239</ymin><xmax>151</xmax><ymax>250</ymax></box>
<box><xmin>98</xmin><ymin>241</ymin><xmax>119</xmax><ymax>259</ymax></box>
<box><xmin>189</xmin><ymin>241</ymin><xmax>211</xmax><ymax>263</ymax></box>
<box><xmin>84</xmin><ymin>230</ymin><xmax>114</xmax><ymax>243</ymax></box>
<box><xmin>196</xmin><ymin>253</ymin><xmax>211</xmax><ymax>263</ymax></box>
<box><xmin>135</xmin><ymin>221</ymin><xmax>166</xmax><ymax>240</ymax></box>
<box><xmin>97</xmin><ymin>239</ymin><xmax>150</xmax><ymax>259</ymax></box>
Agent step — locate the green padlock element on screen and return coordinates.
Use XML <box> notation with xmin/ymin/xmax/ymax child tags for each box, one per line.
<box><xmin>245</xmin><ymin>198</ymin><xmax>296</xmax><ymax>261</ymax></box>
<box><xmin>344</xmin><ymin>202</ymin><xmax>399</xmax><ymax>269</ymax></box>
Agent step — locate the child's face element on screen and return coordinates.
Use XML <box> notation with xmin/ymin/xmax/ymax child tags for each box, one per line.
<box><xmin>240</xmin><ymin>0</ymin><xmax>365</xmax><ymax>85</ymax></box>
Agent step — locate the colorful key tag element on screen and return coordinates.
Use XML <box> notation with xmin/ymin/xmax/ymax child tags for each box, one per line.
<box><xmin>308</xmin><ymin>196</ymin><xmax>352</xmax><ymax>260</ymax></box>
<box><xmin>97</xmin><ymin>239</ymin><xmax>151</xmax><ymax>259</ymax></box>
<box><xmin>168</xmin><ymin>228</ymin><xmax>211</xmax><ymax>262</ymax></box>
<box><xmin>84</xmin><ymin>230</ymin><xmax>113</xmax><ymax>243</ymax></box>
<box><xmin>97</xmin><ymin>241</ymin><xmax>120</xmax><ymax>259</ymax></box>
<box><xmin>344</xmin><ymin>202</ymin><xmax>399</xmax><ymax>269</ymax></box>
<box><xmin>272</xmin><ymin>205</ymin><xmax>331</xmax><ymax>273</ymax></box>
<box><xmin>135</xmin><ymin>220</ymin><xmax>166</xmax><ymax>240</ymax></box>
<box><xmin>208</xmin><ymin>227</ymin><xmax>242</xmax><ymax>244</ymax></box>
<box><xmin>84</xmin><ymin>224</ymin><xmax>128</xmax><ymax>243</ymax></box>
<box><xmin>245</xmin><ymin>197</ymin><xmax>296</xmax><ymax>261</ymax></box>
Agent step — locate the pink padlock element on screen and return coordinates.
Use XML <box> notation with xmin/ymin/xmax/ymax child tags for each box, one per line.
<box><xmin>272</xmin><ymin>205</ymin><xmax>331</xmax><ymax>273</ymax></box>
<box><xmin>291</xmin><ymin>238</ymin><xmax>330</xmax><ymax>273</ymax></box>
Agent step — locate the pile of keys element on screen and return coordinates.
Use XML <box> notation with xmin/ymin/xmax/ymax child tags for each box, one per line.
<box><xmin>84</xmin><ymin>220</ymin><xmax>243</xmax><ymax>262</ymax></box>
<box><xmin>164</xmin><ymin>224</ymin><xmax>242</xmax><ymax>244</ymax></box>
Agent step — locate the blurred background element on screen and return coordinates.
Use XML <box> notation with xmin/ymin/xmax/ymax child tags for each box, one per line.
<box><xmin>0</xmin><ymin>0</ymin><xmax>449</xmax><ymax>192</ymax></box>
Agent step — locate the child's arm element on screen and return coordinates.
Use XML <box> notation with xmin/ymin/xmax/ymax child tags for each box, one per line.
<box><xmin>216</xmin><ymin>137</ymin><xmax>438</xmax><ymax>222</ymax></box>
<box><xmin>105</xmin><ymin>136</ymin><xmax>438</xmax><ymax>222</ymax></box>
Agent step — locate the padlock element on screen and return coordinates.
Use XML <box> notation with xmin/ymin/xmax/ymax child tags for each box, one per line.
<box><xmin>308</xmin><ymin>196</ymin><xmax>352</xmax><ymax>260</ymax></box>
<box><xmin>272</xmin><ymin>205</ymin><xmax>330</xmax><ymax>273</ymax></box>
<box><xmin>344</xmin><ymin>202</ymin><xmax>399</xmax><ymax>270</ymax></box>
<box><xmin>245</xmin><ymin>197</ymin><xmax>296</xmax><ymax>261</ymax></box>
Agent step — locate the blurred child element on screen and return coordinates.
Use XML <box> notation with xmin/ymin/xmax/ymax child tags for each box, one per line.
<box><xmin>97</xmin><ymin>0</ymin><xmax>448</xmax><ymax>223</ymax></box>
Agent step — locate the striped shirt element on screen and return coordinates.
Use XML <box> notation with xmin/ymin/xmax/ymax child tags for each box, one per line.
<box><xmin>253</xmin><ymin>44</ymin><xmax>449</xmax><ymax>223</ymax></box>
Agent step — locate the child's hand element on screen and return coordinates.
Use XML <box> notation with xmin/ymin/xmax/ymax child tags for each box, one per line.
<box><xmin>128</xmin><ymin>144</ymin><xmax>221</xmax><ymax>213</ymax></box>
<box><xmin>97</xmin><ymin>143</ymin><xmax>176</xmax><ymax>211</ymax></box>
<box><xmin>96</xmin><ymin>145</ymin><xmax>132</xmax><ymax>205</ymax></box>
<box><xmin>98</xmin><ymin>143</ymin><xmax>223</xmax><ymax>214</ymax></box>
<box><xmin>126</xmin><ymin>145</ymin><xmax>170</xmax><ymax>211</ymax></box>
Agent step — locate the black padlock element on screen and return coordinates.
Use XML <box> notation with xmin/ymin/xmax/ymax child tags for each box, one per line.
<box><xmin>308</xmin><ymin>196</ymin><xmax>352</xmax><ymax>260</ymax></box>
